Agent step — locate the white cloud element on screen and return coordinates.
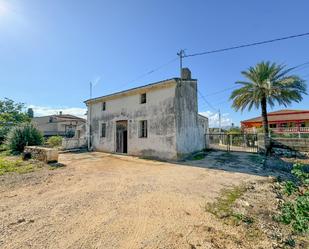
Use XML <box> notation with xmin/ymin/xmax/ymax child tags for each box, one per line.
<box><xmin>199</xmin><ymin>111</ymin><xmax>232</xmax><ymax>128</ymax></box>
<box><xmin>28</xmin><ymin>105</ymin><xmax>87</xmax><ymax>119</ymax></box>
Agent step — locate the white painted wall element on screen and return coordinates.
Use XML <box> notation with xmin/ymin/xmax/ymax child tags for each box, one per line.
<box><xmin>175</xmin><ymin>81</ymin><xmax>206</xmax><ymax>156</ymax></box>
<box><xmin>88</xmin><ymin>83</ymin><xmax>178</xmax><ymax>159</ymax></box>
<box><xmin>87</xmin><ymin>79</ymin><xmax>209</xmax><ymax>160</ymax></box>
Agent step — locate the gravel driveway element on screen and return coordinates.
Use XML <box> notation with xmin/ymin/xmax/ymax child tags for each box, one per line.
<box><xmin>0</xmin><ymin>152</ymin><xmax>264</xmax><ymax>249</ymax></box>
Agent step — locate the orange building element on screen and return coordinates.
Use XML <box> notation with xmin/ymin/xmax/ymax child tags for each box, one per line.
<box><xmin>241</xmin><ymin>110</ymin><xmax>309</xmax><ymax>133</ymax></box>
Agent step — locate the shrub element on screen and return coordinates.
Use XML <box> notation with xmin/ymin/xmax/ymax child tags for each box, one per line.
<box><xmin>47</xmin><ymin>136</ymin><xmax>62</xmax><ymax>147</ymax></box>
<box><xmin>279</xmin><ymin>162</ymin><xmax>309</xmax><ymax>234</ymax></box>
<box><xmin>291</xmin><ymin>162</ymin><xmax>309</xmax><ymax>185</ymax></box>
<box><xmin>6</xmin><ymin>123</ymin><xmax>43</xmax><ymax>153</ymax></box>
<box><xmin>284</xmin><ymin>181</ymin><xmax>297</xmax><ymax>196</ymax></box>
<box><xmin>279</xmin><ymin>193</ymin><xmax>309</xmax><ymax>233</ymax></box>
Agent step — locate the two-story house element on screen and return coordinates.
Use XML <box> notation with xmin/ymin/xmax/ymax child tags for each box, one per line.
<box><xmin>32</xmin><ymin>112</ymin><xmax>86</xmax><ymax>137</ymax></box>
<box><xmin>84</xmin><ymin>68</ymin><xmax>208</xmax><ymax>160</ymax></box>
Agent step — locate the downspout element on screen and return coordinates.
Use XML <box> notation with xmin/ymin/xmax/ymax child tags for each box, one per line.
<box><xmin>87</xmin><ymin>102</ymin><xmax>92</xmax><ymax>151</ymax></box>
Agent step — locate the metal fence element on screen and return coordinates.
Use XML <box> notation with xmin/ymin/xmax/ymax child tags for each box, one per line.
<box><xmin>206</xmin><ymin>133</ymin><xmax>258</xmax><ymax>153</ymax></box>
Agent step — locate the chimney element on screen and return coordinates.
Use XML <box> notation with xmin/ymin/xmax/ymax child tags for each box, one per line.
<box><xmin>181</xmin><ymin>68</ymin><xmax>191</xmax><ymax>80</ymax></box>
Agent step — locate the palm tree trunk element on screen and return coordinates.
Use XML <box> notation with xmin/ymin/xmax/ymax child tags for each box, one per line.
<box><xmin>261</xmin><ymin>97</ymin><xmax>271</xmax><ymax>155</ymax></box>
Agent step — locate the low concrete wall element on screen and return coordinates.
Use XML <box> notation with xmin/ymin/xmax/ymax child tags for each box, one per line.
<box><xmin>62</xmin><ymin>138</ymin><xmax>87</xmax><ymax>150</ymax></box>
<box><xmin>24</xmin><ymin>146</ymin><xmax>58</xmax><ymax>163</ymax></box>
<box><xmin>272</xmin><ymin>138</ymin><xmax>309</xmax><ymax>152</ymax></box>
<box><xmin>257</xmin><ymin>135</ymin><xmax>309</xmax><ymax>156</ymax></box>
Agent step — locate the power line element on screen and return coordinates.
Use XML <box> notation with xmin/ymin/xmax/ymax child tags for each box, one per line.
<box><xmin>116</xmin><ymin>57</ymin><xmax>178</xmax><ymax>91</ymax></box>
<box><xmin>197</xmin><ymin>89</ymin><xmax>217</xmax><ymax>111</ymax></box>
<box><xmin>203</xmin><ymin>86</ymin><xmax>238</xmax><ymax>97</ymax></box>
<box><xmin>184</xmin><ymin>32</ymin><xmax>309</xmax><ymax>58</ymax></box>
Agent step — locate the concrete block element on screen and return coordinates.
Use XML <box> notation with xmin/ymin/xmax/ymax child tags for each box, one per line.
<box><xmin>24</xmin><ymin>146</ymin><xmax>58</xmax><ymax>163</ymax></box>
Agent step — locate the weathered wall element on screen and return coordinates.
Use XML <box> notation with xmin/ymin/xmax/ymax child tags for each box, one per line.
<box><xmin>62</xmin><ymin>137</ymin><xmax>87</xmax><ymax>150</ymax></box>
<box><xmin>174</xmin><ymin>80</ymin><xmax>206</xmax><ymax>157</ymax></box>
<box><xmin>88</xmin><ymin>82</ymin><xmax>178</xmax><ymax>159</ymax></box>
<box><xmin>198</xmin><ymin>115</ymin><xmax>209</xmax><ymax>148</ymax></box>
<box><xmin>32</xmin><ymin>117</ymin><xmax>85</xmax><ymax>136</ymax></box>
<box><xmin>32</xmin><ymin>116</ymin><xmax>58</xmax><ymax>135</ymax></box>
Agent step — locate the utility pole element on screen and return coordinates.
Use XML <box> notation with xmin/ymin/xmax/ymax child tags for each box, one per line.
<box><xmin>218</xmin><ymin>109</ymin><xmax>222</xmax><ymax>133</ymax></box>
<box><xmin>90</xmin><ymin>81</ymin><xmax>93</xmax><ymax>99</ymax></box>
<box><xmin>88</xmin><ymin>81</ymin><xmax>93</xmax><ymax>151</ymax></box>
<box><xmin>177</xmin><ymin>49</ymin><xmax>185</xmax><ymax>78</ymax></box>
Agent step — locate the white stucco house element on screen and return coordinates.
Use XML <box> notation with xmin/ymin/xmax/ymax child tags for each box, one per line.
<box><xmin>84</xmin><ymin>68</ymin><xmax>208</xmax><ymax>160</ymax></box>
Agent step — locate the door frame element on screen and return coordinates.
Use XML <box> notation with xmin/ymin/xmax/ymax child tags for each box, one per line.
<box><xmin>115</xmin><ymin>120</ymin><xmax>128</xmax><ymax>154</ymax></box>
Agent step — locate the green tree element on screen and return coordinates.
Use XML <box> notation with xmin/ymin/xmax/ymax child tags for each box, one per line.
<box><xmin>0</xmin><ymin>98</ymin><xmax>30</xmax><ymax>143</ymax></box>
<box><xmin>27</xmin><ymin>108</ymin><xmax>34</xmax><ymax>118</ymax></box>
<box><xmin>230</xmin><ymin>61</ymin><xmax>307</xmax><ymax>155</ymax></box>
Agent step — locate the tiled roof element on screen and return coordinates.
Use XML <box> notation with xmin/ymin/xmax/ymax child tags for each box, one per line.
<box><xmin>242</xmin><ymin>110</ymin><xmax>309</xmax><ymax>123</ymax></box>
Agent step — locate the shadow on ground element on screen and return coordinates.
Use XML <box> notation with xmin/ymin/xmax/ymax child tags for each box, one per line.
<box><xmin>180</xmin><ymin>150</ymin><xmax>293</xmax><ymax>178</ymax></box>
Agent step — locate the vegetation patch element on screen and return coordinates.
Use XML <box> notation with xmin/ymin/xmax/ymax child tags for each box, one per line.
<box><xmin>192</xmin><ymin>153</ymin><xmax>205</xmax><ymax>160</ymax></box>
<box><xmin>46</xmin><ymin>136</ymin><xmax>63</xmax><ymax>148</ymax></box>
<box><xmin>205</xmin><ymin>185</ymin><xmax>247</xmax><ymax>218</ymax></box>
<box><xmin>0</xmin><ymin>156</ymin><xmax>39</xmax><ymax>175</ymax></box>
<box><xmin>277</xmin><ymin>162</ymin><xmax>309</xmax><ymax>234</ymax></box>
<box><xmin>216</xmin><ymin>152</ymin><xmax>240</xmax><ymax>164</ymax></box>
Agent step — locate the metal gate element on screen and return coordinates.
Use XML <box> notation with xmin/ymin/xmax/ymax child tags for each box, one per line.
<box><xmin>206</xmin><ymin>133</ymin><xmax>258</xmax><ymax>153</ymax></box>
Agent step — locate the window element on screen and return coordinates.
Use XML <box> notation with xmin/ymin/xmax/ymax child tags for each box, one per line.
<box><xmin>140</xmin><ymin>93</ymin><xmax>146</xmax><ymax>104</ymax></box>
<box><xmin>269</xmin><ymin>123</ymin><xmax>277</xmax><ymax>128</ymax></box>
<box><xmin>102</xmin><ymin>102</ymin><xmax>106</xmax><ymax>111</ymax></box>
<box><xmin>139</xmin><ymin>120</ymin><xmax>147</xmax><ymax>138</ymax></box>
<box><xmin>101</xmin><ymin>123</ymin><xmax>106</xmax><ymax>137</ymax></box>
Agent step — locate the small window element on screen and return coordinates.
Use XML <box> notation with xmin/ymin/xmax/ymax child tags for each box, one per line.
<box><xmin>102</xmin><ymin>102</ymin><xmax>106</xmax><ymax>111</ymax></box>
<box><xmin>101</xmin><ymin>123</ymin><xmax>106</xmax><ymax>137</ymax></box>
<box><xmin>269</xmin><ymin>123</ymin><xmax>277</xmax><ymax>128</ymax></box>
<box><xmin>139</xmin><ymin>120</ymin><xmax>147</xmax><ymax>138</ymax></box>
<box><xmin>140</xmin><ymin>93</ymin><xmax>146</xmax><ymax>104</ymax></box>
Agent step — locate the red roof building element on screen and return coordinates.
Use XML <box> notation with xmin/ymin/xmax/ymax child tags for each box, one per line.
<box><xmin>241</xmin><ymin>110</ymin><xmax>309</xmax><ymax>133</ymax></box>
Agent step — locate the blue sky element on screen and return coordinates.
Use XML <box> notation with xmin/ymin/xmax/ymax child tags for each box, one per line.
<box><xmin>0</xmin><ymin>0</ymin><xmax>308</xmax><ymax>126</ymax></box>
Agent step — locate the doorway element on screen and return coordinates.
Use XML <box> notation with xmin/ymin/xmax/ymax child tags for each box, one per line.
<box><xmin>116</xmin><ymin>120</ymin><xmax>128</xmax><ymax>153</ymax></box>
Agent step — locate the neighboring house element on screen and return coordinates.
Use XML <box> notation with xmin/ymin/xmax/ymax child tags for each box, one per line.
<box><xmin>85</xmin><ymin>68</ymin><xmax>209</xmax><ymax>160</ymax></box>
<box><xmin>32</xmin><ymin>113</ymin><xmax>86</xmax><ymax>137</ymax></box>
<box><xmin>241</xmin><ymin>109</ymin><xmax>309</xmax><ymax>134</ymax></box>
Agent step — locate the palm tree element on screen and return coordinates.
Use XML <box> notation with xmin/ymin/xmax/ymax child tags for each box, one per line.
<box><xmin>230</xmin><ymin>61</ymin><xmax>307</xmax><ymax>155</ymax></box>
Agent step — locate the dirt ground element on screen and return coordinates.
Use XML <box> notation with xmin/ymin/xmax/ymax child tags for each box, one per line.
<box><xmin>0</xmin><ymin>151</ymin><xmax>299</xmax><ymax>249</ymax></box>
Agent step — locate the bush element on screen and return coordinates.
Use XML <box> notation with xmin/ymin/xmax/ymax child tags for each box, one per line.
<box><xmin>279</xmin><ymin>193</ymin><xmax>309</xmax><ymax>233</ymax></box>
<box><xmin>6</xmin><ymin>123</ymin><xmax>43</xmax><ymax>153</ymax></box>
<box><xmin>279</xmin><ymin>162</ymin><xmax>309</xmax><ymax>234</ymax></box>
<box><xmin>47</xmin><ymin>136</ymin><xmax>62</xmax><ymax>147</ymax></box>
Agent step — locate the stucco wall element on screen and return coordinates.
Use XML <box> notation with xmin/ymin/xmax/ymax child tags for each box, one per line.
<box><xmin>32</xmin><ymin>117</ymin><xmax>85</xmax><ymax>136</ymax></box>
<box><xmin>88</xmin><ymin>83</ymin><xmax>178</xmax><ymax>159</ymax></box>
<box><xmin>175</xmin><ymin>80</ymin><xmax>206</xmax><ymax>157</ymax></box>
<box><xmin>32</xmin><ymin>117</ymin><xmax>58</xmax><ymax>135</ymax></box>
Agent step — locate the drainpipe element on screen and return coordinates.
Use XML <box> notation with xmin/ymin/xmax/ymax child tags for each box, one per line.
<box><xmin>87</xmin><ymin>103</ymin><xmax>92</xmax><ymax>151</ymax></box>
